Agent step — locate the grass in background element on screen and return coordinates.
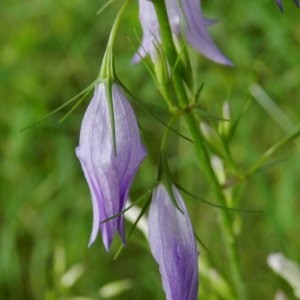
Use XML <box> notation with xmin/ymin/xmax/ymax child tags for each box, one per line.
<box><xmin>1</xmin><ymin>0</ymin><xmax>300</xmax><ymax>299</ymax></box>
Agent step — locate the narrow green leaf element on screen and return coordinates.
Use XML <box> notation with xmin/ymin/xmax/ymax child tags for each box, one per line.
<box><xmin>249</xmin><ymin>83</ymin><xmax>294</xmax><ymax>133</ymax></box>
<box><xmin>176</xmin><ymin>184</ymin><xmax>262</xmax><ymax>214</ymax></box>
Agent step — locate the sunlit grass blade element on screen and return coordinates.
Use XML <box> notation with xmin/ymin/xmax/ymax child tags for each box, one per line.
<box><xmin>97</xmin><ymin>0</ymin><xmax>115</xmax><ymax>15</ymax></box>
<box><xmin>249</xmin><ymin>83</ymin><xmax>294</xmax><ymax>133</ymax></box>
<box><xmin>247</xmin><ymin>123</ymin><xmax>300</xmax><ymax>175</ymax></box>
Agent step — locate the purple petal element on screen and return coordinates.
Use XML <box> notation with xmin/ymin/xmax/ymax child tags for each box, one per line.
<box><xmin>132</xmin><ymin>0</ymin><xmax>161</xmax><ymax>63</ymax></box>
<box><xmin>148</xmin><ymin>184</ymin><xmax>198</xmax><ymax>300</ymax></box>
<box><xmin>181</xmin><ymin>0</ymin><xmax>233</xmax><ymax>65</ymax></box>
<box><xmin>76</xmin><ymin>83</ymin><xmax>147</xmax><ymax>251</ymax></box>
<box><xmin>134</xmin><ymin>0</ymin><xmax>232</xmax><ymax>65</ymax></box>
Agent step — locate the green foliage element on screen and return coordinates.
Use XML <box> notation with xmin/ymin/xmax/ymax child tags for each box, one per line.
<box><xmin>1</xmin><ymin>0</ymin><xmax>300</xmax><ymax>299</ymax></box>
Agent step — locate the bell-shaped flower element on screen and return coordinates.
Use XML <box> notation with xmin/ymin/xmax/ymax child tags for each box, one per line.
<box><xmin>133</xmin><ymin>0</ymin><xmax>232</xmax><ymax>65</ymax></box>
<box><xmin>76</xmin><ymin>82</ymin><xmax>147</xmax><ymax>251</ymax></box>
<box><xmin>148</xmin><ymin>184</ymin><xmax>198</xmax><ymax>300</ymax></box>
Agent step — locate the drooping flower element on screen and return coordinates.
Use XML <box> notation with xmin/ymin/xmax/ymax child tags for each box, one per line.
<box><xmin>133</xmin><ymin>0</ymin><xmax>232</xmax><ymax>65</ymax></box>
<box><xmin>76</xmin><ymin>82</ymin><xmax>147</xmax><ymax>251</ymax></box>
<box><xmin>276</xmin><ymin>0</ymin><xmax>299</xmax><ymax>11</ymax></box>
<box><xmin>148</xmin><ymin>184</ymin><xmax>198</xmax><ymax>300</ymax></box>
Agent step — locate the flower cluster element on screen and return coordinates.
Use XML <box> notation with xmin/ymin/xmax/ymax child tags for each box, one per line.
<box><xmin>76</xmin><ymin>0</ymin><xmax>232</xmax><ymax>299</ymax></box>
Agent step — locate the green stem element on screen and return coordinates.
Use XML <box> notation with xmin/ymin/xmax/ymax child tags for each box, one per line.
<box><xmin>153</xmin><ymin>1</ymin><xmax>247</xmax><ymax>299</ymax></box>
<box><xmin>99</xmin><ymin>0</ymin><xmax>132</xmax><ymax>79</ymax></box>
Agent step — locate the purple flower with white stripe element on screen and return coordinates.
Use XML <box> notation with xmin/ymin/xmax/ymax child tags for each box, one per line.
<box><xmin>148</xmin><ymin>184</ymin><xmax>199</xmax><ymax>300</ymax></box>
<box><xmin>76</xmin><ymin>82</ymin><xmax>147</xmax><ymax>251</ymax></box>
<box><xmin>133</xmin><ymin>0</ymin><xmax>232</xmax><ymax>65</ymax></box>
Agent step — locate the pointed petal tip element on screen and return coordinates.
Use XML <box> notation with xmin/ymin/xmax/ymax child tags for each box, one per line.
<box><xmin>217</xmin><ymin>57</ymin><xmax>234</xmax><ymax>67</ymax></box>
<box><xmin>199</xmin><ymin>49</ymin><xmax>234</xmax><ymax>67</ymax></box>
<box><xmin>88</xmin><ymin>235</ymin><xmax>96</xmax><ymax>249</ymax></box>
<box><xmin>226</xmin><ymin>60</ymin><xmax>235</xmax><ymax>67</ymax></box>
<box><xmin>100</xmin><ymin>233</ymin><xmax>112</xmax><ymax>252</ymax></box>
<box><xmin>87</xmin><ymin>240</ymin><xmax>93</xmax><ymax>249</ymax></box>
<box><xmin>75</xmin><ymin>146</ymin><xmax>81</xmax><ymax>159</ymax></box>
<box><xmin>131</xmin><ymin>54</ymin><xmax>140</xmax><ymax>64</ymax></box>
<box><xmin>276</xmin><ymin>0</ymin><xmax>284</xmax><ymax>11</ymax></box>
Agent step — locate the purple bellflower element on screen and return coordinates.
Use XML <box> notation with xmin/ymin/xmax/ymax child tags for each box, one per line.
<box><xmin>133</xmin><ymin>0</ymin><xmax>232</xmax><ymax>65</ymax></box>
<box><xmin>76</xmin><ymin>82</ymin><xmax>147</xmax><ymax>251</ymax></box>
<box><xmin>148</xmin><ymin>184</ymin><xmax>198</xmax><ymax>300</ymax></box>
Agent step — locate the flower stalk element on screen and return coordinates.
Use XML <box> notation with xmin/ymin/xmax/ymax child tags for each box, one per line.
<box><xmin>75</xmin><ymin>0</ymin><xmax>147</xmax><ymax>252</ymax></box>
<box><xmin>152</xmin><ymin>1</ymin><xmax>247</xmax><ymax>299</ymax></box>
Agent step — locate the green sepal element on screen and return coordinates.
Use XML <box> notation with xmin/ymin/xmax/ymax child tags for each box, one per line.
<box><xmin>100</xmin><ymin>189</ymin><xmax>152</xmax><ymax>224</ymax></box>
<box><xmin>175</xmin><ymin>183</ymin><xmax>262</xmax><ymax>214</ymax></box>
<box><xmin>20</xmin><ymin>81</ymin><xmax>95</xmax><ymax>131</ymax></box>
<box><xmin>104</xmin><ymin>80</ymin><xmax>117</xmax><ymax>156</ymax></box>
<box><xmin>157</xmin><ymin>152</ymin><xmax>184</xmax><ymax>214</ymax></box>
<box><xmin>226</xmin><ymin>97</ymin><xmax>251</xmax><ymax>143</ymax></box>
<box><xmin>178</xmin><ymin>43</ymin><xmax>193</xmax><ymax>90</ymax></box>
<box><xmin>194</xmin><ymin>82</ymin><xmax>205</xmax><ymax>104</ymax></box>
<box><xmin>113</xmin><ymin>195</ymin><xmax>151</xmax><ymax>260</ymax></box>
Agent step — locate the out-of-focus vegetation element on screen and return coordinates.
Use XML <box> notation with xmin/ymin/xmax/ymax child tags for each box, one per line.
<box><xmin>1</xmin><ymin>0</ymin><xmax>300</xmax><ymax>299</ymax></box>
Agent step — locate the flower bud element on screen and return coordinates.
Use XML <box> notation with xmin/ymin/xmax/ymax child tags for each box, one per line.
<box><xmin>148</xmin><ymin>184</ymin><xmax>198</xmax><ymax>300</ymax></box>
<box><xmin>76</xmin><ymin>82</ymin><xmax>147</xmax><ymax>251</ymax></box>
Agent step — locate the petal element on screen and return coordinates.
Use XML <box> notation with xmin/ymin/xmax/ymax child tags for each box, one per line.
<box><xmin>181</xmin><ymin>0</ymin><xmax>233</xmax><ymax>65</ymax></box>
<box><xmin>134</xmin><ymin>0</ymin><xmax>232</xmax><ymax>65</ymax></box>
<box><xmin>148</xmin><ymin>184</ymin><xmax>198</xmax><ymax>300</ymax></box>
<box><xmin>111</xmin><ymin>84</ymin><xmax>147</xmax><ymax>239</ymax></box>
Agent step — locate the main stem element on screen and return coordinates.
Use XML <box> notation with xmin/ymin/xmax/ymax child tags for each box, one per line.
<box><xmin>153</xmin><ymin>1</ymin><xmax>247</xmax><ymax>299</ymax></box>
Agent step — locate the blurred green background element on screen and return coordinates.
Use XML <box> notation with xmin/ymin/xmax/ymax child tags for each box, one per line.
<box><xmin>1</xmin><ymin>0</ymin><xmax>300</xmax><ymax>299</ymax></box>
